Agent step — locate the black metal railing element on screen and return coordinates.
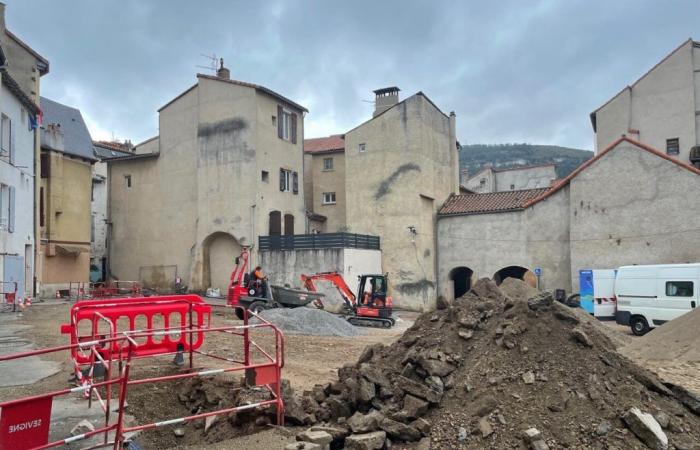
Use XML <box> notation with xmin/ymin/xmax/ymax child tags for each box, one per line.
<box><xmin>259</xmin><ymin>232</ymin><xmax>380</xmax><ymax>251</ymax></box>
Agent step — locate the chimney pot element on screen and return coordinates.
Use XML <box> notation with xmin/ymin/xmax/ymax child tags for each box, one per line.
<box><xmin>217</xmin><ymin>58</ymin><xmax>230</xmax><ymax>80</ymax></box>
<box><xmin>373</xmin><ymin>86</ymin><xmax>400</xmax><ymax>117</ymax></box>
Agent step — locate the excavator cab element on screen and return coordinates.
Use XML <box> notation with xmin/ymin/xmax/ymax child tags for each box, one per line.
<box><xmin>355</xmin><ymin>274</ymin><xmax>394</xmax><ymax>327</ymax></box>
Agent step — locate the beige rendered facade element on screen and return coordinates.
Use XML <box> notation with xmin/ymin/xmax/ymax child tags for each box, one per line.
<box><xmin>343</xmin><ymin>88</ymin><xmax>459</xmax><ymax>311</ymax></box>
<box><xmin>464</xmin><ymin>164</ymin><xmax>557</xmax><ymax>193</ymax></box>
<box><xmin>303</xmin><ymin>135</ymin><xmax>346</xmax><ymax>233</ymax></box>
<box><xmin>591</xmin><ymin>39</ymin><xmax>700</xmax><ymax>167</ymax></box>
<box><xmin>38</xmin><ymin>97</ymin><xmax>97</xmax><ymax>297</ymax></box>
<box><xmin>108</xmin><ymin>64</ymin><xmax>307</xmax><ymax>293</ymax></box>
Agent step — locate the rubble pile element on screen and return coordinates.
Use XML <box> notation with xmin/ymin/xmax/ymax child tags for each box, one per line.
<box><xmin>288</xmin><ymin>278</ymin><xmax>700</xmax><ymax>450</ymax></box>
<box><xmin>255</xmin><ymin>307</ymin><xmax>362</xmax><ymax>337</ymax></box>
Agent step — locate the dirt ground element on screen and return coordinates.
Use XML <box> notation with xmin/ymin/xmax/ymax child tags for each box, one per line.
<box><xmin>0</xmin><ymin>301</ymin><xmax>697</xmax><ymax>449</ymax></box>
<box><xmin>0</xmin><ymin>301</ymin><xmax>415</xmax><ymax>448</ymax></box>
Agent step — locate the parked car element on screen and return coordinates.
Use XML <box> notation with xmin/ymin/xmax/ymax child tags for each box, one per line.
<box><xmin>615</xmin><ymin>263</ymin><xmax>699</xmax><ymax>335</ymax></box>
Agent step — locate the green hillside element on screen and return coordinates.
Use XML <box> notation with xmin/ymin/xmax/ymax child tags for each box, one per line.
<box><xmin>459</xmin><ymin>143</ymin><xmax>594</xmax><ymax>179</ymax></box>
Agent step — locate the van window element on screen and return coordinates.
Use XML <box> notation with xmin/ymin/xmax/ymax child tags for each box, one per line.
<box><xmin>665</xmin><ymin>281</ymin><xmax>693</xmax><ymax>297</ymax></box>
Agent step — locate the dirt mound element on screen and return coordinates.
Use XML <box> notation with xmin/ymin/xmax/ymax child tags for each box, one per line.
<box><xmin>498</xmin><ymin>277</ymin><xmax>539</xmax><ymax>302</ymax></box>
<box><xmin>255</xmin><ymin>307</ymin><xmax>362</xmax><ymax>337</ymax></box>
<box><xmin>622</xmin><ymin>307</ymin><xmax>700</xmax><ymax>364</ymax></box>
<box><xmin>290</xmin><ymin>279</ymin><xmax>700</xmax><ymax>450</ymax></box>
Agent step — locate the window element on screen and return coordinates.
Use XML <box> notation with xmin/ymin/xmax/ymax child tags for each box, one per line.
<box><xmin>40</xmin><ymin>187</ymin><xmax>45</xmax><ymax>227</ymax></box>
<box><xmin>271</xmin><ymin>115</ymin><xmax>277</xmax><ymax>127</ymax></box>
<box><xmin>666</xmin><ymin>281</ymin><xmax>693</xmax><ymax>297</ymax></box>
<box><xmin>279</xmin><ymin>169</ymin><xmax>298</xmax><ymax>194</ymax></box>
<box><xmin>666</xmin><ymin>138</ymin><xmax>680</xmax><ymax>155</ymax></box>
<box><xmin>261</xmin><ymin>170</ymin><xmax>269</xmax><ymax>182</ymax></box>
<box><xmin>280</xmin><ymin>169</ymin><xmax>291</xmax><ymax>192</ymax></box>
<box><xmin>41</xmin><ymin>153</ymin><xmax>50</xmax><ymax>178</ymax></box>
<box><xmin>0</xmin><ymin>184</ymin><xmax>13</xmax><ymax>232</ymax></box>
<box><xmin>1</xmin><ymin>114</ymin><xmax>10</xmax><ymax>156</ymax></box>
<box><xmin>284</xmin><ymin>214</ymin><xmax>295</xmax><ymax>235</ymax></box>
<box><xmin>480</xmin><ymin>178</ymin><xmax>486</xmax><ymax>186</ymax></box>
<box><xmin>277</xmin><ymin>105</ymin><xmax>297</xmax><ymax>143</ymax></box>
<box><xmin>124</xmin><ymin>174</ymin><xmax>132</xmax><ymax>189</ymax></box>
<box><xmin>323</xmin><ymin>157</ymin><xmax>334</xmax><ymax>171</ymax></box>
<box><xmin>91</xmin><ymin>214</ymin><xmax>96</xmax><ymax>243</ymax></box>
<box><xmin>359</xmin><ymin>143</ymin><xmax>366</xmax><ymax>153</ymax></box>
<box><xmin>510</xmin><ymin>184</ymin><xmax>515</xmax><ymax>190</ymax></box>
<box><xmin>322</xmin><ymin>192</ymin><xmax>336</xmax><ymax>204</ymax></box>
<box><xmin>269</xmin><ymin>211</ymin><xmax>281</xmax><ymax>235</ymax></box>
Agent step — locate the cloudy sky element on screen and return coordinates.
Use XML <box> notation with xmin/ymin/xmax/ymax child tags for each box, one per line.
<box><xmin>4</xmin><ymin>0</ymin><xmax>699</xmax><ymax>150</ymax></box>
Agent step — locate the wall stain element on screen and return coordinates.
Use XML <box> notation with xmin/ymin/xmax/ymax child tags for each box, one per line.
<box><xmin>395</xmin><ymin>279</ymin><xmax>435</xmax><ymax>295</ymax></box>
<box><xmin>197</xmin><ymin>118</ymin><xmax>248</xmax><ymax>138</ymax></box>
<box><xmin>375</xmin><ymin>163</ymin><xmax>421</xmax><ymax>200</ymax></box>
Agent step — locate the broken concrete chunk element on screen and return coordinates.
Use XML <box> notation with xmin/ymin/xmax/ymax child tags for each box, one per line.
<box><xmin>347</xmin><ymin>410</ymin><xmax>385</xmax><ymax>433</ymax></box>
<box><xmin>402</xmin><ymin>394</ymin><xmax>429</xmax><ymax>419</ymax></box>
<box><xmin>458</xmin><ymin>330</ymin><xmax>473</xmax><ymax>340</ymax></box>
<box><xmin>309</xmin><ymin>425</ymin><xmax>350</xmax><ymax>441</ymax></box>
<box><xmin>571</xmin><ymin>327</ymin><xmax>593</xmax><ymax>347</ymax></box>
<box><xmin>285</xmin><ymin>442</ymin><xmax>322</xmax><ymax>450</ymax></box>
<box><xmin>358</xmin><ymin>377</ymin><xmax>376</xmax><ymax>403</ymax></box>
<box><xmin>522</xmin><ymin>371</ymin><xmax>535</xmax><ymax>385</ymax></box>
<box><xmin>522</xmin><ymin>427</ymin><xmax>542</xmax><ymax>443</ymax></box>
<box><xmin>527</xmin><ymin>291</ymin><xmax>553</xmax><ymax>311</ymax></box>
<box><xmin>173</xmin><ymin>427</ymin><xmax>185</xmax><ymax>437</ymax></box>
<box><xmin>379</xmin><ymin>417</ymin><xmax>422</xmax><ymax>442</ymax></box>
<box><xmin>478</xmin><ymin>416</ymin><xmax>493</xmax><ymax>438</ymax></box>
<box><xmin>297</xmin><ymin>429</ymin><xmax>333</xmax><ymax>447</ymax></box>
<box><xmin>204</xmin><ymin>414</ymin><xmax>218</xmax><ymax>433</ymax></box>
<box><xmin>411</xmin><ymin>417</ymin><xmax>431</xmax><ymax>436</ymax></box>
<box><xmin>622</xmin><ymin>407</ymin><xmax>668</xmax><ymax>450</ymax></box>
<box><xmin>344</xmin><ymin>430</ymin><xmax>387</xmax><ymax>450</ymax></box>
<box><xmin>397</xmin><ymin>375</ymin><xmax>443</xmax><ymax>404</ymax></box>
<box><xmin>531</xmin><ymin>440</ymin><xmax>550</xmax><ymax>450</ymax></box>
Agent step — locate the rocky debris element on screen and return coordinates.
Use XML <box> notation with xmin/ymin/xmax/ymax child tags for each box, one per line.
<box><xmin>296</xmin><ymin>429</ymin><xmax>333</xmax><ymax>450</ymax></box>
<box><xmin>70</xmin><ymin>419</ymin><xmax>95</xmax><ymax>436</ymax></box>
<box><xmin>309</xmin><ymin>425</ymin><xmax>349</xmax><ymax>441</ymax></box>
<box><xmin>285</xmin><ymin>442</ymin><xmax>321</xmax><ymax>450</ymax></box>
<box><xmin>288</xmin><ymin>278</ymin><xmax>700</xmax><ymax>449</ymax></box>
<box><xmin>623</xmin><ymin>407</ymin><xmax>668</xmax><ymax>450</ymax></box>
<box><xmin>254</xmin><ymin>307</ymin><xmax>362</xmax><ymax>337</ymax></box>
<box><xmin>668</xmin><ymin>383</ymin><xmax>700</xmax><ymax>415</ymax></box>
<box><xmin>522</xmin><ymin>427</ymin><xmax>549</xmax><ymax>450</ymax></box>
<box><xmin>527</xmin><ymin>291</ymin><xmax>553</xmax><ymax>311</ymax></box>
<box><xmin>173</xmin><ymin>428</ymin><xmax>185</xmax><ymax>437</ymax></box>
<box><xmin>344</xmin><ymin>430</ymin><xmax>386</xmax><ymax>450</ymax></box>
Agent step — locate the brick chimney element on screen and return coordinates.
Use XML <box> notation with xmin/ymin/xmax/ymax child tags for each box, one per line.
<box><xmin>373</xmin><ymin>87</ymin><xmax>400</xmax><ymax>117</ymax></box>
<box><xmin>217</xmin><ymin>58</ymin><xmax>230</xmax><ymax>80</ymax></box>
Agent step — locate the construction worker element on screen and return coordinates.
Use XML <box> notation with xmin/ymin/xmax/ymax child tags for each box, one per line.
<box><xmin>250</xmin><ymin>266</ymin><xmax>266</xmax><ymax>297</ymax></box>
<box><xmin>253</xmin><ymin>266</ymin><xmax>265</xmax><ymax>281</ymax></box>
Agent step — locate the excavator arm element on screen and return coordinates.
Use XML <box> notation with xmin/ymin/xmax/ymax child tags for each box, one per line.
<box><xmin>301</xmin><ymin>272</ymin><xmax>357</xmax><ymax>310</ymax></box>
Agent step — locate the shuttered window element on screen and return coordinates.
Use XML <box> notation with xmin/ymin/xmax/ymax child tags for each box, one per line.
<box><xmin>269</xmin><ymin>211</ymin><xmax>281</xmax><ymax>235</ymax></box>
<box><xmin>41</xmin><ymin>153</ymin><xmax>50</xmax><ymax>178</ymax></box>
<box><xmin>284</xmin><ymin>214</ymin><xmax>294</xmax><ymax>235</ymax></box>
<box><xmin>277</xmin><ymin>105</ymin><xmax>297</xmax><ymax>143</ymax></box>
<box><xmin>292</xmin><ymin>171</ymin><xmax>298</xmax><ymax>194</ymax></box>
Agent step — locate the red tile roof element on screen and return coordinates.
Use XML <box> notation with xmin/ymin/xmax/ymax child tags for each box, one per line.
<box><xmin>522</xmin><ymin>136</ymin><xmax>700</xmax><ymax>208</ymax></box>
<box><xmin>304</xmin><ymin>135</ymin><xmax>345</xmax><ymax>154</ymax></box>
<box><xmin>439</xmin><ymin>188</ymin><xmax>550</xmax><ymax>216</ymax></box>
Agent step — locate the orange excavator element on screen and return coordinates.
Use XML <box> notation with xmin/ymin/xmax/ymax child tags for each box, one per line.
<box><xmin>301</xmin><ymin>272</ymin><xmax>395</xmax><ymax>328</ymax></box>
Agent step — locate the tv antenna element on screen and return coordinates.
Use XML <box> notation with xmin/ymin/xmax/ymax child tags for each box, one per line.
<box><xmin>196</xmin><ymin>53</ymin><xmax>218</xmax><ymax>73</ymax></box>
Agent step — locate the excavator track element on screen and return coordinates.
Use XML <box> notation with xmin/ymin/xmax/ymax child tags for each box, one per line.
<box><xmin>347</xmin><ymin>316</ymin><xmax>395</xmax><ymax>328</ymax></box>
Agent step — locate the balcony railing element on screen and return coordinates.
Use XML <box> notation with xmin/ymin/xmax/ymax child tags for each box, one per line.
<box><xmin>259</xmin><ymin>232</ymin><xmax>380</xmax><ymax>251</ymax></box>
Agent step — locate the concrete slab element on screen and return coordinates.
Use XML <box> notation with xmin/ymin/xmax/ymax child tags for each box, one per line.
<box><xmin>0</xmin><ymin>320</ymin><xmax>61</xmax><ymax>387</ymax></box>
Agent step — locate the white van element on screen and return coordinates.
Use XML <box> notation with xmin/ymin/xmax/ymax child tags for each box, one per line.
<box><xmin>615</xmin><ymin>263</ymin><xmax>699</xmax><ymax>335</ymax></box>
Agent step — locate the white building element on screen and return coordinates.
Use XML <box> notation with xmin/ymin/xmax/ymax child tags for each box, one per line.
<box><xmin>463</xmin><ymin>163</ymin><xmax>557</xmax><ymax>193</ymax></box>
<box><xmin>591</xmin><ymin>38</ymin><xmax>700</xmax><ymax>167</ymax></box>
<box><xmin>0</xmin><ymin>46</ymin><xmax>41</xmax><ymax>301</ymax></box>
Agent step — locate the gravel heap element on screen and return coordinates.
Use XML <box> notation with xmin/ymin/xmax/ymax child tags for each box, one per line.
<box><xmin>623</xmin><ymin>306</ymin><xmax>700</xmax><ymax>364</ymax></box>
<box><xmin>285</xmin><ymin>278</ymin><xmax>700</xmax><ymax>450</ymax></box>
<box><xmin>255</xmin><ymin>307</ymin><xmax>362</xmax><ymax>337</ymax></box>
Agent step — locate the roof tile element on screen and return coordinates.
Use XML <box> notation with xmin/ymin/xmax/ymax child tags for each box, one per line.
<box><xmin>304</xmin><ymin>135</ymin><xmax>345</xmax><ymax>154</ymax></box>
<box><xmin>439</xmin><ymin>188</ymin><xmax>550</xmax><ymax>216</ymax></box>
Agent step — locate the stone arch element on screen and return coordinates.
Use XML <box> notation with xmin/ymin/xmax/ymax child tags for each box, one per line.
<box><xmin>449</xmin><ymin>266</ymin><xmax>473</xmax><ymax>299</ymax></box>
<box><xmin>493</xmin><ymin>265</ymin><xmax>537</xmax><ymax>287</ymax></box>
<box><xmin>202</xmin><ymin>232</ymin><xmax>242</xmax><ymax>293</ymax></box>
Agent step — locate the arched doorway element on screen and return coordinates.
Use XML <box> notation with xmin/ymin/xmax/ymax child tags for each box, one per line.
<box><xmin>449</xmin><ymin>266</ymin><xmax>473</xmax><ymax>299</ymax></box>
<box><xmin>203</xmin><ymin>232</ymin><xmax>242</xmax><ymax>293</ymax></box>
<box><xmin>493</xmin><ymin>265</ymin><xmax>537</xmax><ymax>287</ymax></box>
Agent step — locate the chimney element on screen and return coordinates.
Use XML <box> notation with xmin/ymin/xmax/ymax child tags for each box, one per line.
<box><xmin>217</xmin><ymin>58</ymin><xmax>230</xmax><ymax>80</ymax></box>
<box><xmin>373</xmin><ymin>87</ymin><xmax>400</xmax><ymax>117</ymax></box>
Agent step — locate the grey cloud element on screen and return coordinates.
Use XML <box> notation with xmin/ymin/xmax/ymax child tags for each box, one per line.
<box><xmin>4</xmin><ymin>0</ymin><xmax>699</xmax><ymax>149</ymax></box>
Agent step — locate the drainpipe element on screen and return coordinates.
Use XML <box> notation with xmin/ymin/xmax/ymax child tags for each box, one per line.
<box><xmin>250</xmin><ymin>203</ymin><xmax>256</xmax><ymax>267</ymax></box>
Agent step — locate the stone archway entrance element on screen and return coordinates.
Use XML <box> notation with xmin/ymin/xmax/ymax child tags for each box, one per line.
<box><xmin>493</xmin><ymin>265</ymin><xmax>537</xmax><ymax>288</ymax></box>
<box><xmin>449</xmin><ymin>266</ymin><xmax>473</xmax><ymax>299</ymax></box>
<box><xmin>202</xmin><ymin>232</ymin><xmax>242</xmax><ymax>293</ymax></box>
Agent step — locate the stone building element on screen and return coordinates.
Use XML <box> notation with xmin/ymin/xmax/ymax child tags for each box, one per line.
<box><xmin>0</xmin><ymin>3</ymin><xmax>49</xmax><ymax>298</ymax></box>
<box><xmin>39</xmin><ymin>97</ymin><xmax>96</xmax><ymax>297</ymax></box>
<box><xmin>463</xmin><ymin>163</ymin><xmax>557</xmax><ymax>193</ymax></box>
<box><xmin>437</xmin><ymin>137</ymin><xmax>700</xmax><ymax>302</ymax></box>
<box><xmin>343</xmin><ymin>87</ymin><xmax>459</xmax><ymax>310</ymax></box>
<box><xmin>92</xmin><ymin>141</ymin><xmax>132</xmax><ymax>282</ymax></box>
<box><xmin>303</xmin><ymin>134</ymin><xmax>346</xmax><ymax>233</ymax></box>
<box><xmin>107</xmin><ymin>61</ymin><xmax>307</xmax><ymax>292</ymax></box>
<box><xmin>591</xmin><ymin>38</ymin><xmax>700</xmax><ymax>167</ymax></box>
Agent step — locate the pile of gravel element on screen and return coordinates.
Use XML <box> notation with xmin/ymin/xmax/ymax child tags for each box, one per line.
<box><xmin>255</xmin><ymin>307</ymin><xmax>362</xmax><ymax>337</ymax></box>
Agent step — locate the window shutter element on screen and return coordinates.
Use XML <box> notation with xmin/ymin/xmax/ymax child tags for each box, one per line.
<box><xmin>9</xmin><ymin>121</ymin><xmax>15</xmax><ymax>165</ymax></box>
<box><xmin>279</xmin><ymin>168</ymin><xmax>285</xmax><ymax>191</ymax></box>
<box><xmin>8</xmin><ymin>186</ymin><xmax>15</xmax><ymax>233</ymax></box>
<box><xmin>291</xmin><ymin>113</ymin><xmax>297</xmax><ymax>144</ymax></box>
<box><xmin>277</xmin><ymin>105</ymin><xmax>283</xmax><ymax>139</ymax></box>
<box><xmin>292</xmin><ymin>171</ymin><xmax>298</xmax><ymax>194</ymax></box>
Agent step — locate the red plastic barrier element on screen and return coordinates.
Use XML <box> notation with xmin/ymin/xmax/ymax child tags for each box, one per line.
<box><xmin>60</xmin><ymin>295</ymin><xmax>211</xmax><ymax>364</ymax></box>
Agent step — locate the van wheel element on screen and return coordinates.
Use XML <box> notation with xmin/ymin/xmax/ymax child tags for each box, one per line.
<box><xmin>630</xmin><ymin>316</ymin><xmax>650</xmax><ymax>336</ymax></box>
<box><xmin>249</xmin><ymin>301</ymin><xmax>268</xmax><ymax>315</ymax></box>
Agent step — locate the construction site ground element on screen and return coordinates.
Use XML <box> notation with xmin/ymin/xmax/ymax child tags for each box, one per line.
<box><xmin>0</xmin><ymin>299</ymin><xmax>698</xmax><ymax>449</ymax></box>
<box><xmin>0</xmin><ymin>301</ymin><xmax>417</xmax><ymax>448</ymax></box>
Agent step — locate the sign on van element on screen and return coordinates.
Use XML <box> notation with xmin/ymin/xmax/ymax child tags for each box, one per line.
<box><xmin>0</xmin><ymin>396</ymin><xmax>52</xmax><ymax>449</ymax></box>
